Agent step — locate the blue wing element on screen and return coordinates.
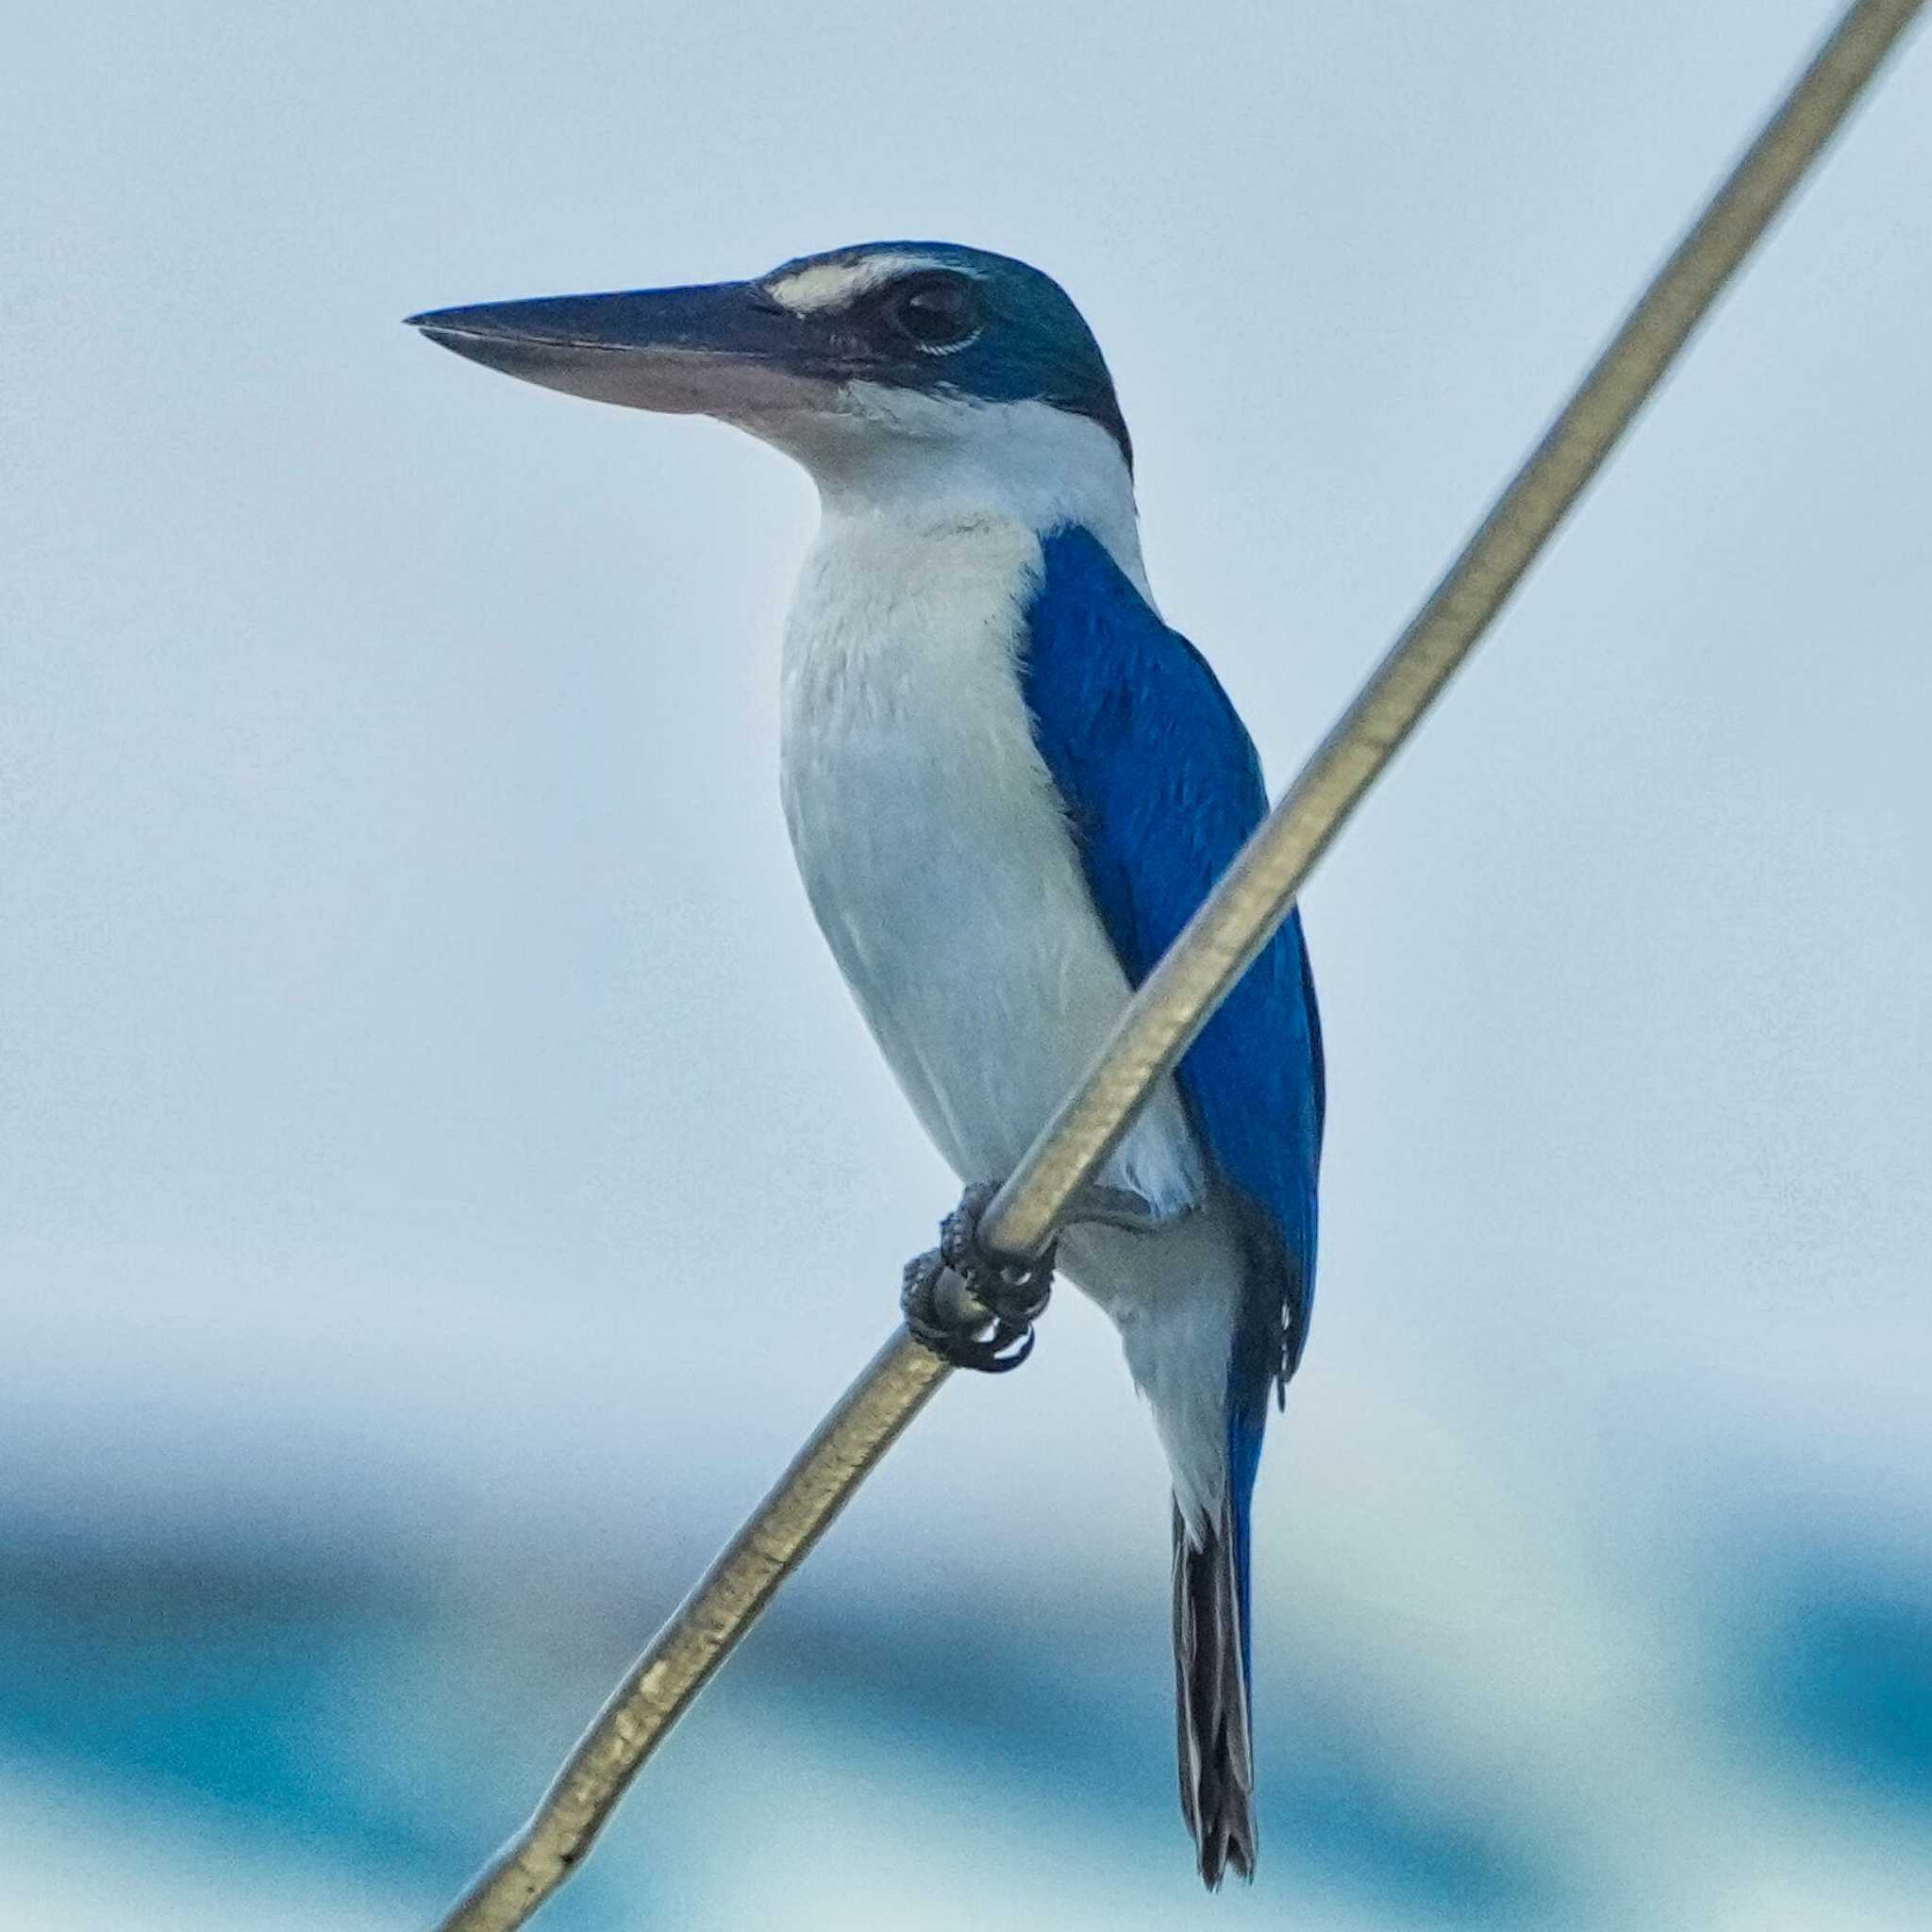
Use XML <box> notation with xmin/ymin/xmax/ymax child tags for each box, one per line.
<box><xmin>1020</xmin><ymin>525</ymin><xmax>1325</xmax><ymax>1439</ymax></box>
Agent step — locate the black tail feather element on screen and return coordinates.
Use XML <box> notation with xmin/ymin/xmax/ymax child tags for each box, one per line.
<box><xmin>1173</xmin><ymin>1494</ymin><xmax>1257</xmax><ymax>1887</ymax></box>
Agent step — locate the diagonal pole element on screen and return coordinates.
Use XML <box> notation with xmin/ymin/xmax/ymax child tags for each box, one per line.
<box><xmin>430</xmin><ymin>3</ymin><xmax>1926</xmax><ymax>1925</ymax></box>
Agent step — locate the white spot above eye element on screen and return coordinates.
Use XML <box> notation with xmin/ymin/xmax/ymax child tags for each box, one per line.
<box><xmin>762</xmin><ymin>253</ymin><xmax>968</xmax><ymax>316</ymax></box>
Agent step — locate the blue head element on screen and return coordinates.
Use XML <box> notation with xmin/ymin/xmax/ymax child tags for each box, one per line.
<box><xmin>408</xmin><ymin>241</ymin><xmax>1133</xmax><ymax>481</ymax></box>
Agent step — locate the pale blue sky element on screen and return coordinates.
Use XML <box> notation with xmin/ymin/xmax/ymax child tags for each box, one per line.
<box><xmin>2</xmin><ymin>5</ymin><xmax>1928</xmax><ymax>1926</ymax></box>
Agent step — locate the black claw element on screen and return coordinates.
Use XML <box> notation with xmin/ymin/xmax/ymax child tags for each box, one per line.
<box><xmin>900</xmin><ymin>1182</ymin><xmax>1055</xmax><ymax>1374</ymax></box>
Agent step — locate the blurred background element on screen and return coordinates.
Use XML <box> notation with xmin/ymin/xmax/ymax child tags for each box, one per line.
<box><xmin>4</xmin><ymin>2</ymin><xmax>1929</xmax><ymax>1925</ymax></box>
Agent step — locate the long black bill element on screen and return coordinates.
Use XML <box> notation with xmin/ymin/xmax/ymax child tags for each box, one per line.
<box><xmin>405</xmin><ymin>281</ymin><xmax>824</xmax><ymax>415</ymax></box>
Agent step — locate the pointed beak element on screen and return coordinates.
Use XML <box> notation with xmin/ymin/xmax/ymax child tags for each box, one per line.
<box><xmin>405</xmin><ymin>280</ymin><xmax>829</xmax><ymax>416</ymax></box>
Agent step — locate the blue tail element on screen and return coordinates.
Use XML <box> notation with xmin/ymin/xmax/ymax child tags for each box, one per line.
<box><xmin>1172</xmin><ymin>1469</ymin><xmax>1257</xmax><ymax>1887</ymax></box>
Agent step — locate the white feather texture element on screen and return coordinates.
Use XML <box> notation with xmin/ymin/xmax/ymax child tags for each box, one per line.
<box><xmin>772</xmin><ymin>391</ymin><xmax>1242</xmax><ymax>1528</ymax></box>
<box><xmin>763</xmin><ymin>252</ymin><xmax>967</xmax><ymax>315</ymax></box>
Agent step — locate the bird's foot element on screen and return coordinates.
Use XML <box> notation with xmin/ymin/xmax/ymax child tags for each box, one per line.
<box><xmin>900</xmin><ymin>1182</ymin><xmax>1055</xmax><ymax>1373</ymax></box>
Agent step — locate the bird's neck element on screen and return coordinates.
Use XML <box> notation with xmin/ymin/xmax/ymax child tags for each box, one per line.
<box><xmin>765</xmin><ymin>388</ymin><xmax>1151</xmax><ymax>596</ymax></box>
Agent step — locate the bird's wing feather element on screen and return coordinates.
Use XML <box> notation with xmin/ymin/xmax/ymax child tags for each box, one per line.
<box><xmin>1019</xmin><ymin>525</ymin><xmax>1324</xmax><ymax>1422</ymax></box>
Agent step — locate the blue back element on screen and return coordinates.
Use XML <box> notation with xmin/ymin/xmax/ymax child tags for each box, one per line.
<box><xmin>1020</xmin><ymin>526</ymin><xmax>1324</xmax><ymax>1615</ymax></box>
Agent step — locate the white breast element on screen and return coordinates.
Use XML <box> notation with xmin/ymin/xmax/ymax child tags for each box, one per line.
<box><xmin>779</xmin><ymin>509</ymin><xmax>1205</xmax><ymax>1222</ymax></box>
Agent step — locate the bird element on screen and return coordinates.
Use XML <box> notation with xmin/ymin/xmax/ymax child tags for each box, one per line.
<box><xmin>408</xmin><ymin>242</ymin><xmax>1324</xmax><ymax>1887</ymax></box>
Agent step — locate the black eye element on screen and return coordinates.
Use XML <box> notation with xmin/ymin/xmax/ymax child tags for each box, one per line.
<box><xmin>880</xmin><ymin>275</ymin><xmax>981</xmax><ymax>351</ymax></box>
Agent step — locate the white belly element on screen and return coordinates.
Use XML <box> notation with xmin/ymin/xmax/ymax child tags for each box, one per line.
<box><xmin>778</xmin><ymin>511</ymin><xmax>1204</xmax><ymax>1222</ymax></box>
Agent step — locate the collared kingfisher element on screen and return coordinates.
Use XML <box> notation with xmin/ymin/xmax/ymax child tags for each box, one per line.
<box><xmin>409</xmin><ymin>242</ymin><xmax>1324</xmax><ymax>1887</ymax></box>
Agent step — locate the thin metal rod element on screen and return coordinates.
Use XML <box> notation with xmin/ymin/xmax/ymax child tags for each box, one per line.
<box><xmin>435</xmin><ymin>1333</ymin><xmax>949</xmax><ymax>1932</ymax></box>
<box><xmin>429</xmin><ymin>5</ymin><xmax>1924</xmax><ymax>1925</ymax></box>
<box><xmin>987</xmin><ymin>0</ymin><xmax>1925</xmax><ymax>1257</ymax></box>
